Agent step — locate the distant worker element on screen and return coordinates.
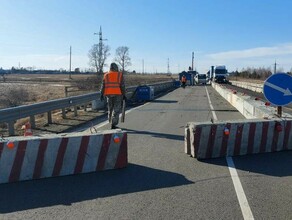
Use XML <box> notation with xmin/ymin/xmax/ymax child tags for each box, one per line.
<box><xmin>21</xmin><ymin>122</ymin><xmax>33</xmax><ymax>136</ymax></box>
<box><xmin>181</xmin><ymin>75</ymin><xmax>187</xmax><ymax>88</ymax></box>
<box><xmin>100</xmin><ymin>62</ymin><xmax>126</xmax><ymax>129</ymax></box>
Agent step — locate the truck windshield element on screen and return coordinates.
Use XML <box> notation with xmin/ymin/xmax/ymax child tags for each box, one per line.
<box><xmin>198</xmin><ymin>75</ymin><xmax>206</xmax><ymax>79</ymax></box>
<box><xmin>215</xmin><ymin>69</ymin><xmax>226</xmax><ymax>75</ymax></box>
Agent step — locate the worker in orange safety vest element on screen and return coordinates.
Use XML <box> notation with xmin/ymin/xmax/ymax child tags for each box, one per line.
<box><xmin>181</xmin><ymin>75</ymin><xmax>187</xmax><ymax>88</ymax></box>
<box><xmin>100</xmin><ymin>63</ymin><xmax>126</xmax><ymax>129</ymax></box>
<box><xmin>21</xmin><ymin>122</ymin><xmax>33</xmax><ymax>136</ymax></box>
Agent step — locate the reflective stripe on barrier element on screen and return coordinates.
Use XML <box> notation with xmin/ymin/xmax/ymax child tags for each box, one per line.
<box><xmin>0</xmin><ymin>131</ymin><xmax>127</xmax><ymax>184</ymax></box>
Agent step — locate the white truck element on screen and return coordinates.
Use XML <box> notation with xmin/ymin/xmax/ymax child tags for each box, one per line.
<box><xmin>210</xmin><ymin>65</ymin><xmax>229</xmax><ymax>83</ymax></box>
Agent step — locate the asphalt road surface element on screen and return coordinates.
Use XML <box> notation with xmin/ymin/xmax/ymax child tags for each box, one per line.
<box><xmin>1</xmin><ymin>85</ymin><xmax>291</xmax><ymax>220</ymax></box>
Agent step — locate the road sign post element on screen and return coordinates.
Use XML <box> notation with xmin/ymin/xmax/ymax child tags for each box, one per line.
<box><xmin>277</xmin><ymin>106</ymin><xmax>282</xmax><ymax>117</ymax></box>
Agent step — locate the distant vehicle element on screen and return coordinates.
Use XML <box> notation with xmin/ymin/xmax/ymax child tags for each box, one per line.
<box><xmin>195</xmin><ymin>74</ymin><xmax>207</xmax><ymax>85</ymax></box>
<box><xmin>210</xmin><ymin>65</ymin><xmax>229</xmax><ymax>84</ymax></box>
<box><xmin>214</xmin><ymin>75</ymin><xmax>228</xmax><ymax>83</ymax></box>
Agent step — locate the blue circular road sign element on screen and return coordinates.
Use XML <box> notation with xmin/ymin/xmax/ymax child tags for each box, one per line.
<box><xmin>263</xmin><ymin>73</ymin><xmax>292</xmax><ymax>106</ymax></box>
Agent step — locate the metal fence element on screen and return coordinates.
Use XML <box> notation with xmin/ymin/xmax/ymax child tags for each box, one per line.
<box><xmin>0</xmin><ymin>81</ymin><xmax>176</xmax><ymax>135</ymax></box>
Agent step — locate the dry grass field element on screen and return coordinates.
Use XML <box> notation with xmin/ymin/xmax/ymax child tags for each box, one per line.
<box><xmin>0</xmin><ymin>73</ymin><xmax>176</xmax><ymax>136</ymax></box>
<box><xmin>0</xmin><ymin>73</ymin><xmax>175</xmax><ymax>106</ymax></box>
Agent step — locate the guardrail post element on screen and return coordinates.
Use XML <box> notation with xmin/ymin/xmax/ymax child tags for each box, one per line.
<box><xmin>47</xmin><ymin>111</ymin><xmax>52</xmax><ymax>124</ymax></box>
<box><xmin>30</xmin><ymin>115</ymin><xmax>36</xmax><ymax>128</ymax></box>
<box><xmin>74</xmin><ymin>106</ymin><xmax>78</xmax><ymax>116</ymax></box>
<box><xmin>62</xmin><ymin>108</ymin><xmax>66</xmax><ymax>119</ymax></box>
<box><xmin>8</xmin><ymin>121</ymin><xmax>15</xmax><ymax>136</ymax></box>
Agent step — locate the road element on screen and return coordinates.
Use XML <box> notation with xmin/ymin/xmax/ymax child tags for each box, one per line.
<box><xmin>0</xmin><ymin>85</ymin><xmax>292</xmax><ymax>219</ymax></box>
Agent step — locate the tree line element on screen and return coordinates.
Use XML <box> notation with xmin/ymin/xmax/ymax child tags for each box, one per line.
<box><xmin>229</xmin><ymin>67</ymin><xmax>292</xmax><ymax>80</ymax></box>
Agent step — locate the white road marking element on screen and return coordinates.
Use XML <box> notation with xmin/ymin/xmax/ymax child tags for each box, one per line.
<box><xmin>205</xmin><ymin>86</ymin><xmax>254</xmax><ymax>220</ymax></box>
<box><xmin>205</xmin><ymin>86</ymin><xmax>217</xmax><ymax>121</ymax></box>
<box><xmin>226</xmin><ymin>157</ymin><xmax>254</xmax><ymax>220</ymax></box>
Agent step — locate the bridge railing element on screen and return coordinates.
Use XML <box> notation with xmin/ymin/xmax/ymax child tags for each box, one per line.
<box><xmin>0</xmin><ymin>81</ymin><xmax>176</xmax><ymax>135</ymax></box>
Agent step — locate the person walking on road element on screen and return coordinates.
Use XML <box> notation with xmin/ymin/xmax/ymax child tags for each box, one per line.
<box><xmin>181</xmin><ymin>75</ymin><xmax>187</xmax><ymax>88</ymax></box>
<box><xmin>100</xmin><ymin>62</ymin><xmax>126</xmax><ymax>129</ymax></box>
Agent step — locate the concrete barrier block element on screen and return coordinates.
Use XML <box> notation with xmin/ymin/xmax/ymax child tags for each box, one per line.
<box><xmin>185</xmin><ymin>119</ymin><xmax>292</xmax><ymax>159</ymax></box>
<box><xmin>0</xmin><ymin>130</ymin><xmax>127</xmax><ymax>184</ymax></box>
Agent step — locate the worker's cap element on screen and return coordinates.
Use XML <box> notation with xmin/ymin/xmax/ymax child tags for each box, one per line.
<box><xmin>110</xmin><ymin>63</ymin><xmax>119</xmax><ymax>71</ymax></box>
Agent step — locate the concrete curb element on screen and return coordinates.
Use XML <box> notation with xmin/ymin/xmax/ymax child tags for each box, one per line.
<box><xmin>0</xmin><ymin>130</ymin><xmax>127</xmax><ymax>184</ymax></box>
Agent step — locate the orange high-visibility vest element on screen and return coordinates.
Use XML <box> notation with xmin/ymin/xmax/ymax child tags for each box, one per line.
<box><xmin>181</xmin><ymin>76</ymin><xmax>186</xmax><ymax>83</ymax></box>
<box><xmin>22</xmin><ymin>122</ymin><xmax>33</xmax><ymax>136</ymax></box>
<box><xmin>103</xmin><ymin>71</ymin><xmax>123</xmax><ymax>95</ymax></box>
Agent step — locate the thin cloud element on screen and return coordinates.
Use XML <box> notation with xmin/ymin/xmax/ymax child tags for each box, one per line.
<box><xmin>0</xmin><ymin>54</ymin><xmax>89</xmax><ymax>70</ymax></box>
<box><xmin>207</xmin><ymin>43</ymin><xmax>292</xmax><ymax>59</ymax></box>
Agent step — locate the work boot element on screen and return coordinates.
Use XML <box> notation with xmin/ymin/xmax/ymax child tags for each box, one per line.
<box><xmin>111</xmin><ymin>125</ymin><xmax>118</xmax><ymax>129</ymax></box>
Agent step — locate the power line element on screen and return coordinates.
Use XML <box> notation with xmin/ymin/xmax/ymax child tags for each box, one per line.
<box><xmin>94</xmin><ymin>26</ymin><xmax>107</xmax><ymax>73</ymax></box>
<box><xmin>274</xmin><ymin>60</ymin><xmax>278</xmax><ymax>74</ymax></box>
<box><xmin>69</xmin><ymin>46</ymin><xmax>72</xmax><ymax>79</ymax></box>
<box><xmin>192</xmin><ymin>52</ymin><xmax>194</xmax><ymax>70</ymax></box>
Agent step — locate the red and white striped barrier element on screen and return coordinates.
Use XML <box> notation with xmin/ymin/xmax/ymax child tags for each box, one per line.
<box><xmin>0</xmin><ymin>131</ymin><xmax>127</xmax><ymax>184</ymax></box>
<box><xmin>185</xmin><ymin>119</ymin><xmax>292</xmax><ymax>159</ymax></box>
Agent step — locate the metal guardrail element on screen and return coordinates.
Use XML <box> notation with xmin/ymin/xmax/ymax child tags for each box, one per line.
<box><xmin>0</xmin><ymin>81</ymin><xmax>176</xmax><ymax>135</ymax></box>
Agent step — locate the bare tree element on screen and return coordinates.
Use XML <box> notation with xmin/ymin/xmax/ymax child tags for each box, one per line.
<box><xmin>88</xmin><ymin>43</ymin><xmax>110</xmax><ymax>75</ymax></box>
<box><xmin>114</xmin><ymin>46</ymin><xmax>131</xmax><ymax>73</ymax></box>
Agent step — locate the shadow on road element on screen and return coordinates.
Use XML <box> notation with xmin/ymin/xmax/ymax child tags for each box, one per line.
<box><xmin>123</xmin><ymin>128</ymin><xmax>184</xmax><ymax>141</ymax></box>
<box><xmin>0</xmin><ymin>163</ymin><xmax>193</xmax><ymax>213</ymax></box>
<box><xmin>200</xmin><ymin>151</ymin><xmax>292</xmax><ymax>177</ymax></box>
<box><xmin>213</xmin><ymin>109</ymin><xmax>238</xmax><ymax>112</ymax></box>
<box><xmin>151</xmin><ymin>100</ymin><xmax>178</xmax><ymax>103</ymax></box>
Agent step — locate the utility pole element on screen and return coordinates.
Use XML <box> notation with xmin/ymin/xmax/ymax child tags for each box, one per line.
<box><xmin>69</xmin><ymin>46</ymin><xmax>72</xmax><ymax>79</ymax></box>
<box><xmin>94</xmin><ymin>26</ymin><xmax>107</xmax><ymax>74</ymax></box>
<box><xmin>142</xmin><ymin>59</ymin><xmax>144</xmax><ymax>74</ymax></box>
<box><xmin>192</xmin><ymin>52</ymin><xmax>194</xmax><ymax>71</ymax></box>
<box><xmin>274</xmin><ymin>60</ymin><xmax>277</xmax><ymax>74</ymax></box>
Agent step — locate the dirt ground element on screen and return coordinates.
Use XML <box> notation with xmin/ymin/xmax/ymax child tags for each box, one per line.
<box><xmin>0</xmin><ymin>73</ymin><xmax>176</xmax><ymax>137</ymax></box>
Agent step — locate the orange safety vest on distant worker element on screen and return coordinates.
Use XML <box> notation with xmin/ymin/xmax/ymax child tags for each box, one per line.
<box><xmin>181</xmin><ymin>76</ymin><xmax>186</xmax><ymax>83</ymax></box>
<box><xmin>103</xmin><ymin>71</ymin><xmax>123</xmax><ymax>95</ymax></box>
<box><xmin>22</xmin><ymin>122</ymin><xmax>33</xmax><ymax>136</ymax></box>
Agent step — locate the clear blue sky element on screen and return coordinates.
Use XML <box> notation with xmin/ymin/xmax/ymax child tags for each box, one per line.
<box><xmin>1</xmin><ymin>0</ymin><xmax>292</xmax><ymax>74</ymax></box>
